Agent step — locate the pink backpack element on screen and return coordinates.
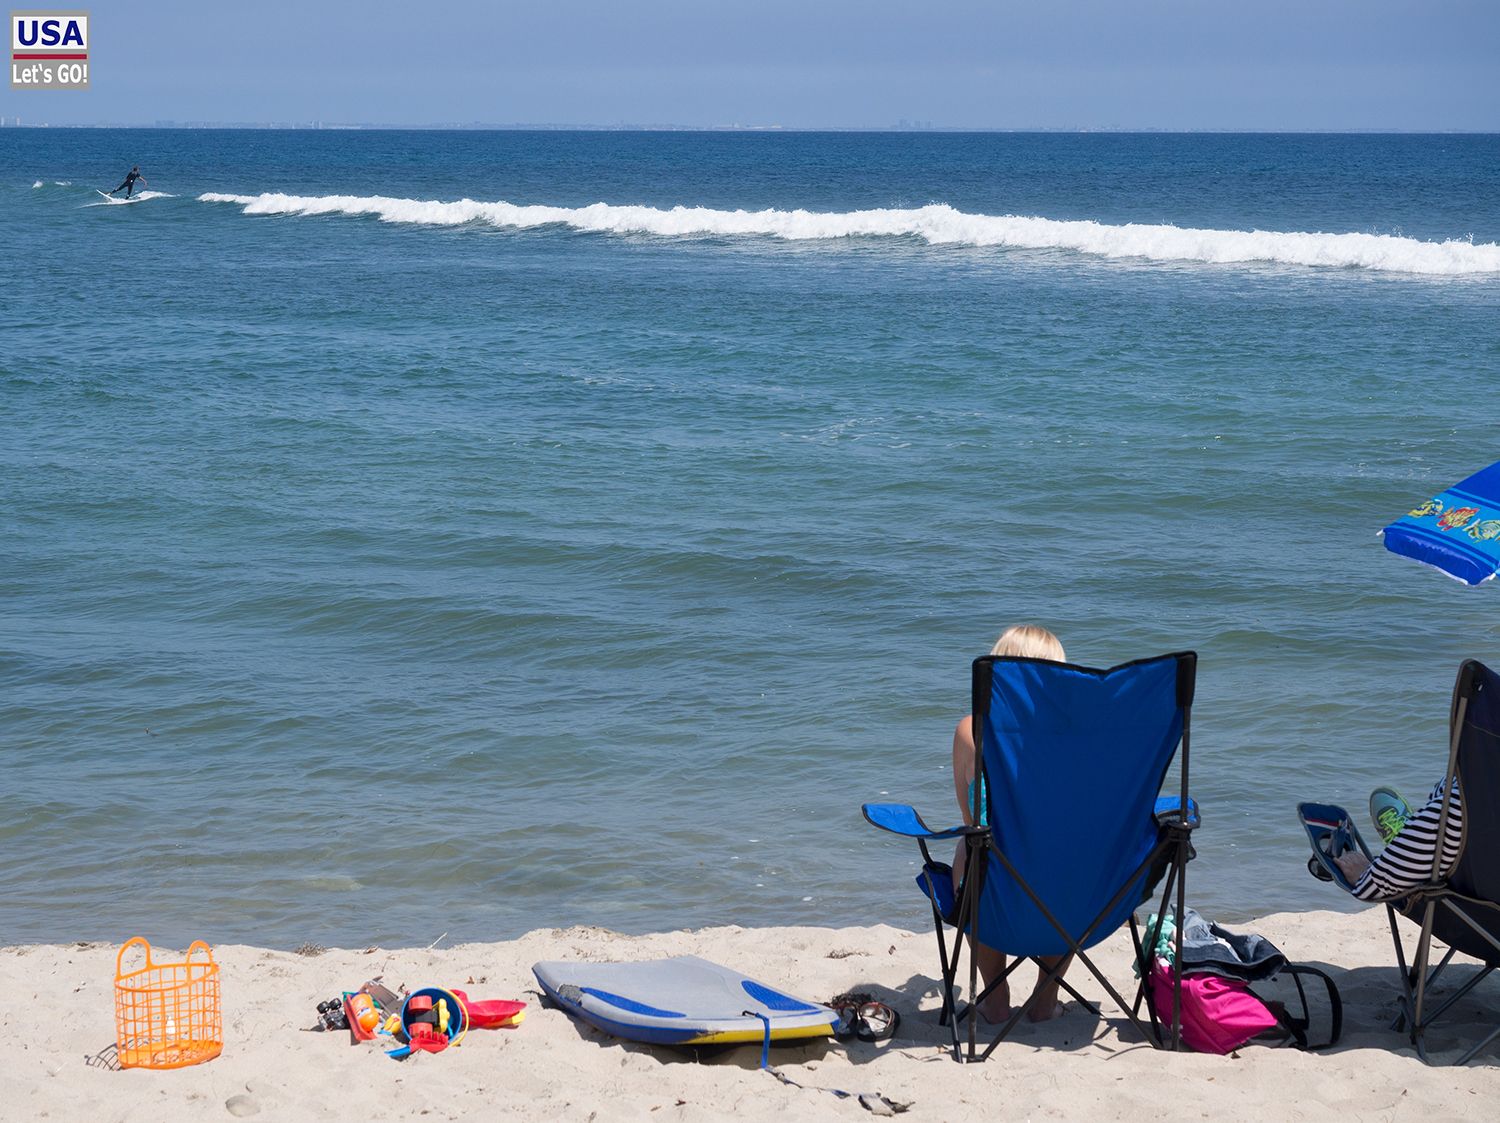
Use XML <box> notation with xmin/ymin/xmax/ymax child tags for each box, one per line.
<box><xmin>1148</xmin><ymin>962</ymin><xmax>1279</xmax><ymax>1054</ymax></box>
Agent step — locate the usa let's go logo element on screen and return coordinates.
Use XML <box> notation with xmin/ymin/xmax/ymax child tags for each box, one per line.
<box><xmin>11</xmin><ymin>10</ymin><xmax>89</xmax><ymax>89</ymax></box>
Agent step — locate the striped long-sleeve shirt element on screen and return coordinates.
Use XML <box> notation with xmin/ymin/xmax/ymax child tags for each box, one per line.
<box><xmin>1352</xmin><ymin>779</ymin><xmax>1464</xmax><ymax>902</ymax></box>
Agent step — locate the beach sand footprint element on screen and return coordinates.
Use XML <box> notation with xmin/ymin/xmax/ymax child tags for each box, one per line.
<box><xmin>225</xmin><ymin>1092</ymin><xmax>260</xmax><ymax>1117</ymax></box>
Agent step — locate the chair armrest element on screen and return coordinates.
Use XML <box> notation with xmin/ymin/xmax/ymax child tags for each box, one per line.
<box><xmin>862</xmin><ymin>802</ymin><xmax>969</xmax><ymax>839</ymax></box>
<box><xmin>1154</xmin><ymin>795</ymin><xmax>1201</xmax><ymax>829</ymax></box>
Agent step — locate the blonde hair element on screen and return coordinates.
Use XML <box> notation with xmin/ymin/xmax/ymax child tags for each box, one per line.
<box><xmin>990</xmin><ymin>624</ymin><xmax>1065</xmax><ymax>662</ymax></box>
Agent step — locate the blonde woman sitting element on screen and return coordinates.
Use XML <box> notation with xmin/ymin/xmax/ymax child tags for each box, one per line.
<box><xmin>951</xmin><ymin>624</ymin><xmax>1071</xmax><ymax>1024</ymax></box>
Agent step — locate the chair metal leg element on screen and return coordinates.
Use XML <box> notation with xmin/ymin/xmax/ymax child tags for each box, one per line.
<box><xmin>966</xmin><ymin>838</ymin><xmax>983</xmax><ymax>1062</ymax></box>
<box><xmin>1420</xmin><ymin>964</ymin><xmax>1495</xmax><ymax>1029</ymax></box>
<box><xmin>1054</xmin><ymin>972</ymin><xmax>1100</xmax><ymax>1016</ymax></box>
<box><xmin>1410</xmin><ymin>900</ymin><xmax>1439</xmax><ymax>1053</ymax></box>
<box><xmin>931</xmin><ymin>899</ymin><xmax>956</xmax><ymax>1028</ymax></box>
<box><xmin>1383</xmin><ymin>893</ymin><xmax>1500</xmax><ymax>1064</ymax></box>
<box><xmin>916</xmin><ymin>847</ymin><xmax>959</xmax><ymax>1029</ymax></box>
<box><xmin>1387</xmin><ymin>901</ymin><xmax>1418</xmax><ymax>1037</ymax></box>
<box><xmin>918</xmin><ymin>806</ymin><xmax>1193</xmax><ymax>1064</ymax></box>
<box><xmin>972</xmin><ymin>831</ymin><xmax>1190</xmax><ymax>1062</ymax></box>
<box><xmin>1454</xmin><ymin>1023</ymin><xmax>1500</xmax><ymax>1067</ymax></box>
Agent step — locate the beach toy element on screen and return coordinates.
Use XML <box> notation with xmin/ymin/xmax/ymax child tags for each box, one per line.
<box><xmin>452</xmin><ymin>990</ymin><xmax>526</xmax><ymax>1029</ymax></box>
<box><xmin>349</xmin><ymin>992</ymin><xmax>382</xmax><ymax>1034</ymax></box>
<box><xmin>359</xmin><ymin>981</ymin><xmax>404</xmax><ymax>1011</ymax></box>
<box><xmin>344</xmin><ymin>982</ymin><xmax>405</xmax><ymax>1043</ymax></box>
<box><xmin>314</xmin><ymin>997</ymin><xmax>348</xmax><ymax>1032</ymax></box>
<box><xmin>343</xmin><ymin>994</ymin><xmax>373</xmax><ymax>1042</ymax></box>
<box><xmin>113</xmin><ymin>937</ymin><xmax>223</xmax><ymax>1070</ymax></box>
<box><xmin>400</xmin><ymin>987</ymin><xmax>468</xmax><ymax>1047</ymax></box>
<box><xmin>380</xmin><ymin>986</ymin><xmax>524</xmax><ymax>1058</ymax></box>
<box><xmin>384</xmin><ymin>987</ymin><xmax>464</xmax><ymax>1060</ymax></box>
<box><xmin>408</xmin><ymin>1023</ymin><xmax>449</xmax><ymax>1054</ymax></box>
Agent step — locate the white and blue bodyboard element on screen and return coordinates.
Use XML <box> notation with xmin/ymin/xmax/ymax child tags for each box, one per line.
<box><xmin>531</xmin><ymin>955</ymin><xmax>837</xmax><ymax>1046</ymax></box>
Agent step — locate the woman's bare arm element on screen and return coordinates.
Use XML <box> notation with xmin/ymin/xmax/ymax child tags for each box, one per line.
<box><xmin>952</xmin><ymin>716</ymin><xmax>977</xmax><ymax>825</ymax></box>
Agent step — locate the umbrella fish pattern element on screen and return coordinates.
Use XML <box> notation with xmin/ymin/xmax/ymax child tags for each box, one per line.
<box><xmin>1381</xmin><ymin>461</ymin><xmax>1500</xmax><ymax>586</ymax></box>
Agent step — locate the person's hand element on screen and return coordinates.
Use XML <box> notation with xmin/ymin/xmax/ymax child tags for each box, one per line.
<box><xmin>1334</xmin><ymin>850</ymin><xmax>1371</xmax><ymax>882</ymax></box>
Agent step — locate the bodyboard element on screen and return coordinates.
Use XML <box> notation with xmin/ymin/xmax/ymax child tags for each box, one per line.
<box><xmin>531</xmin><ymin>955</ymin><xmax>836</xmax><ymax>1046</ymax></box>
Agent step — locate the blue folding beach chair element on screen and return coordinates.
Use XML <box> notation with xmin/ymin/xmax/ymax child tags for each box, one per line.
<box><xmin>864</xmin><ymin>652</ymin><xmax>1199</xmax><ymax>1061</ymax></box>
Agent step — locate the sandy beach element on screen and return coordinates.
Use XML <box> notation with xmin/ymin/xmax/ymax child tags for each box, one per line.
<box><xmin>6</xmin><ymin>908</ymin><xmax>1496</xmax><ymax>1121</ymax></box>
<box><xmin>9</xmin><ymin>10</ymin><xmax>1499</xmax><ymax>1121</ymax></box>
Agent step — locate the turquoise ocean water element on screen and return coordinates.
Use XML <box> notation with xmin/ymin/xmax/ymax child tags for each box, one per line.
<box><xmin>2</xmin><ymin>130</ymin><xmax>1498</xmax><ymax>947</ymax></box>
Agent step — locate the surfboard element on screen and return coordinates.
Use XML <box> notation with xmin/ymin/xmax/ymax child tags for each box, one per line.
<box><xmin>96</xmin><ymin>189</ymin><xmax>141</xmax><ymax>203</ymax></box>
<box><xmin>531</xmin><ymin>955</ymin><xmax>837</xmax><ymax>1046</ymax></box>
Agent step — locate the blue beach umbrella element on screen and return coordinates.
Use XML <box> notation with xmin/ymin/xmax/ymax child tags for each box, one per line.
<box><xmin>1381</xmin><ymin>461</ymin><xmax>1500</xmax><ymax>586</ymax></box>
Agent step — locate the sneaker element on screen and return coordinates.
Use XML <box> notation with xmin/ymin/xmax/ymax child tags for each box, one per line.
<box><xmin>1369</xmin><ymin>786</ymin><xmax>1412</xmax><ymax>845</ymax></box>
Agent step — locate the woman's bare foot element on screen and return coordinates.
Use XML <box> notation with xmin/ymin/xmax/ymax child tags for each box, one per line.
<box><xmin>975</xmin><ymin>995</ymin><xmax>1063</xmax><ymax>1024</ymax></box>
<box><xmin>1026</xmin><ymin>1000</ymin><xmax>1066</xmax><ymax>1023</ymax></box>
<box><xmin>1026</xmin><ymin>957</ymin><xmax>1069</xmax><ymax>1023</ymax></box>
<box><xmin>976</xmin><ymin>983</ymin><xmax>1011</xmax><ymax>1024</ymax></box>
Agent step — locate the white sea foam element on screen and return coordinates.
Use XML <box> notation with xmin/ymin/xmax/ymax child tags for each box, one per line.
<box><xmin>84</xmin><ymin>190</ymin><xmax>175</xmax><ymax>207</ymax></box>
<box><xmin>32</xmin><ymin>179</ymin><xmax>71</xmax><ymax>187</ymax></box>
<box><xmin>198</xmin><ymin>192</ymin><xmax>1500</xmax><ymax>276</ymax></box>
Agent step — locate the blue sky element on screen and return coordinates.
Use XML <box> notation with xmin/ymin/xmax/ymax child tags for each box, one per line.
<box><xmin>5</xmin><ymin>1</ymin><xmax>1498</xmax><ymax>129</ymax></box>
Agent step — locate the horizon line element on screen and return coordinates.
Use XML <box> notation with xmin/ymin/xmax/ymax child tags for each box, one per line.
<box><xmin>1</xmin><ymin>121</ymin><xmax>1497</xmax><ymax>135</ymax></box>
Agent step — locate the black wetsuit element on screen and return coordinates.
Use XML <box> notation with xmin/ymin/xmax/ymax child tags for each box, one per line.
<box><xmin>112</xmin><ymin>169</ymin><xmax>143</xmax><ymax>197</ymax></box>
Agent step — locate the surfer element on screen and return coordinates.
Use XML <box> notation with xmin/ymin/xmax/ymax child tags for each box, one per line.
<box><xmin>108</xmin><ymin>165</ymin><xmax>146</xmax><ymax>198</ymax></box>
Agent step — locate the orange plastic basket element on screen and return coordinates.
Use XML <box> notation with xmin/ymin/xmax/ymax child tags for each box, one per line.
<box><xmin>113</xmin><ymin>937</ymin><xmax>223</xmax><ymax>1070</ymax></box>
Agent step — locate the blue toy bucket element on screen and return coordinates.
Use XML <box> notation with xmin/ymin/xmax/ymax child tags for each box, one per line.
<box><xmin>400</xmin><ymin>986</ymin><xmax>468</xmax><ymax>1045</ymax></box>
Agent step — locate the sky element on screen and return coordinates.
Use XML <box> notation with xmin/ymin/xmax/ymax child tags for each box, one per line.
<box><xmin>4</xmin><ymin>1</ymin><xmax>1498</xmax><ymax>130</ymax></box>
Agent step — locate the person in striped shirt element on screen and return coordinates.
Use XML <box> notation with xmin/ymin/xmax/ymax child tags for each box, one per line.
<box><xmin>1334</xmin><ymin>779</ymin><xmax>1464</xmax><ymax>901</ymax></box>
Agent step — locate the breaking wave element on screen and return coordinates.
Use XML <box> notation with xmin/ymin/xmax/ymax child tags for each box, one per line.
<box><xmin>198</xmin><ymin>192</ymin><xmax>1500</xmax><ymax>276</ymax></box>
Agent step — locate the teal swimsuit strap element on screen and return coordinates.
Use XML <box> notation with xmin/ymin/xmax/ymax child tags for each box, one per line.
<box><xmin>967</xmin><ymin>776</ymin><xmax>989</xmax><ymax>827</ymax></box>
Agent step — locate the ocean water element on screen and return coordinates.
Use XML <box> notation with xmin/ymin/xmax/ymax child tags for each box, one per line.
<box><xmin>2</xmin><ymin>130</ymin><xmax>1498</xmax><ymax>949</ymax></box>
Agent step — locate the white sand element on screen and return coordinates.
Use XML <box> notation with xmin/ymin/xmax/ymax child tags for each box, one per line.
<box><xmin>6</xmin><ymin>909</ymin><xmax>1497</xmax><ymax>1121</ymax></box>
